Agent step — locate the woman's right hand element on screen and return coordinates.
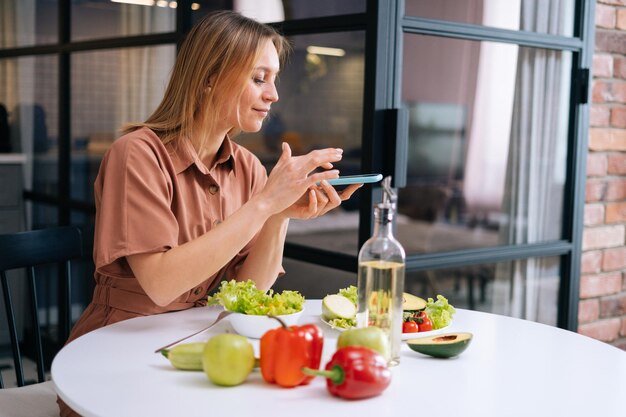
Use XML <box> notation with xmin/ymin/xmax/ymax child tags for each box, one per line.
<box><xmin>258</xmin><ymin>142</ymin><xmax>343</xmax><ymax>215</ymax></box>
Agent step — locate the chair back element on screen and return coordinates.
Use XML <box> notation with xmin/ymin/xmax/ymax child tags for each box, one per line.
<box><xmin>0</xmin><ymin>226</ymin><xmax>83</xmax><ymax>388</ymax></box>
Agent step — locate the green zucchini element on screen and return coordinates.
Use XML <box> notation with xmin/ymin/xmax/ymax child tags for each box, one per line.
<box><xmin>162</xmin><ymin>342</ymin><xmax>206</xmax><ymax>371</ymax></box>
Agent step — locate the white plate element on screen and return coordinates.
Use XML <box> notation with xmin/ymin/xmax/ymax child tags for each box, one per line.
<box><xmin>320</xmin><ymin>315</ymin><xmax>451</xmax><ymax>338</ymax></box>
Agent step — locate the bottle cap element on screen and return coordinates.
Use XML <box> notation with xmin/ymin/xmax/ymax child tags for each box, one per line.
<box><xmin>374</xmin><ymin>176</ymin><xmax>396</xmax><ymax>222</ymax></box>
<box><xmin>376</xmin><ymin>176</ymin><xmax>397</xmax><ymax>210</ymax></box>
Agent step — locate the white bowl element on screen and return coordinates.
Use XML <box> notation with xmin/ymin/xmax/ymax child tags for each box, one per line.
<box><xmin>228</xmin><ymin>309</ymin><xmax>304</xmax><ymax>339</ymax></box>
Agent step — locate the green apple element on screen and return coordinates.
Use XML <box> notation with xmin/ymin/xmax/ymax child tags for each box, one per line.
<box><xmin>337</xmin><ymin>326</ymin><xmax>389</xmax><ymax>359</ymax></box>
<box><xmin>202</xmin><ymin>334</ymin><xmax>255</xmax><ymax>386</ymax></box>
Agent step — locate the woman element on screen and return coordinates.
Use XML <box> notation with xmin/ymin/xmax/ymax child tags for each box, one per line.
<box><xmin>59</xmin><ymin>10</ymin><xmax>360</xmax><ymax>416</ymax></box>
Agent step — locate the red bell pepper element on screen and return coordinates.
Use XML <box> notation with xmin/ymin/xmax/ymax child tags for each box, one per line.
<box><xmin>260</xmin><ymin>316</ymin><xmax>323</xmax><ymax>388</ymax></box>
<box><xmin>302</xmin><ymin>346</ymin><xmax>391</xmax><ymax>400</ymax></box>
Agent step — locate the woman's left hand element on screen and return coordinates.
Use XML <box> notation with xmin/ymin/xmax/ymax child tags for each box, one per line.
<box><xmin>279</xmin><ymin>181</ymin><xmax>363</xmax><ymax>220</ymax></box>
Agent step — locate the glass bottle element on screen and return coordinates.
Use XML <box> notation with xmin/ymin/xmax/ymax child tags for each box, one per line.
<box><xmin>356</xmin><ymin>177</ymin><xmax>406</xmax><ymax>366</ymax></box>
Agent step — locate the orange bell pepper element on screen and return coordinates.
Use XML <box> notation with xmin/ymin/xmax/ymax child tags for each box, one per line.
<box><xmin>260</xmin><ymin>317</ymin><xmax>323</xmax><ymax>388</ymax></box>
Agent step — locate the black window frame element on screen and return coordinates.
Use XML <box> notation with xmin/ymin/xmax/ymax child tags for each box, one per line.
<box><xmin>0</xmin><ymin>0</ymin><xmax>595</xmax><ymax>331</ymax></box>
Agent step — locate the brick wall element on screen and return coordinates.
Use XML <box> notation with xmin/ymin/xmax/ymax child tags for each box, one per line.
<box><xmin>579</xmin><ymin>0</ymin><xmax>626</xmax><ymax>350</ymax></box>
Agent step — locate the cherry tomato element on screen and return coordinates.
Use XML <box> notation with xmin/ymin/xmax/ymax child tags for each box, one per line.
<box><xmin>415</xmin><ymin>311</ymin><xmax>428</xmax><ymax>320</ymax></box>
<box><xmin>402</xmin><ymin>321</ymin><xmax>419</xmax><ymax>333</ymax></box>
<box><xmin>418</xmin><ymin>316</ymin><xmax>433</xmax><ymax>332</ymax></box>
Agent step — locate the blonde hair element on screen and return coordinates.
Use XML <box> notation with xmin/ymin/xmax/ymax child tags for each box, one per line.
<box><xmin>122</xmin><ymin>11</ymin><xmax>289</xmax><ymax>148</ymax></box>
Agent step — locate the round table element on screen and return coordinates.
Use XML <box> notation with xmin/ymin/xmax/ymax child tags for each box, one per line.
<box><xmin>52</xmin><ymin>300</ymin><xmax>626</xmax><ymax>417</ymax></box>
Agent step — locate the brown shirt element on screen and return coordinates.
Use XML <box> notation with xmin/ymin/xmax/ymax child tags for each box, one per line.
<box><xmin>67</xmin><ymin>127</ymin><xmax>269</xmax><ymax>344</ymax></box>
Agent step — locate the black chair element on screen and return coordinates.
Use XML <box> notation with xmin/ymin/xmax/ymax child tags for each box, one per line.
<box><xmin>0</xmin><ymin>226</ymin><xmax>83</xmax><ymax>389</ymax></box>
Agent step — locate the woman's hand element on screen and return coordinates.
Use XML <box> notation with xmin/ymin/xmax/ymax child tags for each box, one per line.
<box><xmin>256</xmin><ymin>143</ymin><xmax>344</xmax><ymax>216</ymax></box>
<box><xmin>280</xmin><ymin>181</ymin><xmax>363</xmax><ymax>220</ymax></box>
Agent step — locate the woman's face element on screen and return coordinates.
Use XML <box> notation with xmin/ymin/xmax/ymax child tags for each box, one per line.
<box><xmin>224</xmin><ymin>39</ymin><xmax>280</xmax><ymax>133</ymax></box>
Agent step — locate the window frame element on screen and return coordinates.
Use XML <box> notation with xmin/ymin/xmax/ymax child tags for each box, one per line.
<box><xmin>0</xmin><ymin>0</ymin><xmax>595</xmax><ymax>331</ymax></box>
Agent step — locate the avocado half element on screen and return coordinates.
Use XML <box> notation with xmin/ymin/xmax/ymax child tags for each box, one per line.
<box><xmin>407</xmin><ymin>332</ymin><xmax>473</xmax><ymax>358</ymax></box>
<box><xmin>402</xmin><ymin>293</ymin><xmax>427</xmax><ymax>311</ymax></box>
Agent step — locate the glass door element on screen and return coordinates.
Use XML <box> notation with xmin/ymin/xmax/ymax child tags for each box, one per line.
<box><xmin>384</xmin><ymin>0</ymin><xmax>593</xmax><ymax>329</ymax></box>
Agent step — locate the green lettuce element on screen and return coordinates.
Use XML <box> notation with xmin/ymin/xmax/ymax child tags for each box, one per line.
<box><xmin>425</xmin><ymin>295</ymin><xmax>456</xmax><ymax>329</ymax></box>
<box><xmin>338</xmin><ymin>285</ymin><xmax>358</xmax><ymax>306</ymax></box>
<box><xmin>206</xmin><ymin>280</ymin><xmax>304</xmax><ymax>315</ymax></box>
<box><xmin>327</xmin><ymin>317</ymin><xmax>356</xmax><ymax>329</ymax></box>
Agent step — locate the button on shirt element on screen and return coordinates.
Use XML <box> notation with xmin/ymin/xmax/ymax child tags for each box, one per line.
<box><xmin>66</xmin><ymin>127</ymin><xmax>273</xmax><ymax>345</ymax></box>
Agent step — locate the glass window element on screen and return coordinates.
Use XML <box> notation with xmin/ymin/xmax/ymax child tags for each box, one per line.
<box><xmin>235</xmin><ymin>31</ymin><xmax>365</xmax><ymax>255</ymax></box>
<box><xmin>406</xmin><ymin>256</ymin><xmax>561</xmax><ymax>325</ymax></box>
<box><xmin>191</xmin><ymin>0</ymin><xmax>365</xmax><ymax>24</ymax></box>
<box><xmin>399</xmin><ymin>34</ymin><xmax>572</xmax><ymax>254</ymax></box>
<box><xmin>70</xmin><ymin>45</ymin><xmax>175</xmax><ymax>202</ymax></box>
<box><xmin>71</xmin><ymin>0</ymin><xmax>176</xmax><ymax>41</ymax></box>
<box><xmin>0</xmin><ymin>55</ymin><xmax>59</xmax><ymax>208</ymax></box>
<box><xmin>271</xmin><ymin>258</ymin><xmax>356</xmax><ymax>299</ymax></box>
<box><xmin>0</xmin><ymin>0</ymin><xmax>58</xmax><ymax>48</ymax></box>
<box><xmin>405</xmin><ymin>0</ymin><xmax>575</xmax><ymax>37</ymax></box>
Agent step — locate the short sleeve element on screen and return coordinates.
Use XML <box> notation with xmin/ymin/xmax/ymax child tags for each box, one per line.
<box><xmin>215</xmin><ymin>152</ymin><xmax>285</xmax><ymax>285</ymax></box>
<box><xmin>93</xmin><ymin>135</ymin><xmax>179</xmax><ymax>271</ymax></box>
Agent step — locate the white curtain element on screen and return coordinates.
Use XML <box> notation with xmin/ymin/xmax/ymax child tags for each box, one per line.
<box><xmin>117</xmin><ymin>5</ymin><xmax>176</xmax><ymax>131</ymax></box>
<box><xmin>493</xmin><ymin>0</ymin><xmax>572</xmax><ymax>324</ymax></box>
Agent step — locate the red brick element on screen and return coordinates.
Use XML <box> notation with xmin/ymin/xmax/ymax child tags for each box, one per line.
<box><xmin>587</xmin><ymin>153</ymin><xmax>608</xmax><ymax>176</ymax></box>
<box><xmin>613</xmin><ymin>82</ymin><xmax>626</xmax><ymax>102</ymax></box>
<box><xmin>593</xmin><ymin>80</ymin><xmax>612</xmax><ymax>103</ymax></box>
<box><xmin>595</xmin><ymin>30</ymin><xmax>626</xmax><ymax>54</ymax></box>
<box><xmin>607</xmin><ymin>178</ymin><xmax>626</xmax><ymax>200</ymax></box>
<box><xmin>614</xmin><ymin>338</ymin><xmax>626</xmax><ymax>350</ymax></box>
<box><xmin>607</xmin><ymin>153</ymin><xmax>626</xmax><ymax>174</ymax></box>
<box><xmin>578</xmin><ymin>318</ymin><xmax>621</xmax><ymax>342</ymax></box>
<box><xmin>591</xmin><ymin>105</ymin><xmax>611</xmax><ymax>126</ymax></box>
<box><xmin>611</xmin><ymin>106</ymin><xmax>626</xmax><ymax>127</ymax></box>
<box><xmin>615</xmin><ymin>56</ymin><xmax>626</xmax><ymax>79</ymax></box>
<box><xmin>622</xmin><ymin>317</ymin><xmax>626</xmax><ymax>337</ymax></box>
<box><xmin>580</xmin><ymin>271</ymin><xmax>623</xmax><ymax>297</ymax></box>
<box><xmin>600</xmin><ymin>293</ymin><xmax>626</xmax><ymax>317</ymax></box>
<box><xmin>606</xmin><ymin>202</ymin><xmax>626</xmax><ymax>223</ymax></box>
<box><xmin>589</xmin><ymin>128</ymin><xmax>626</xmax><ymax>151</ymax></box>
<box><xmin>585</xmin><ymin>178</ymin><xmax>607</xmax><ymax>202</ymax></box>
<box><xmin>582</xmin><ymin>225</ymin><xmax>625</xmax><ymax>250</ymax></box>
<box><xmin>581</xmin><ymin>250</ymin><xmax>603</xmax><ymax>273</ymax></box>
<box><xmin>578</xmin><ymin>299</ymin><xmax>600</xmax><ymax>323</ymax></box>
<box><xmin>603</xmin><ymin>247</ymin><xmax>626</xmax><ymax>271</ymax></box>
<box><xmin>618</xmin><ymin>8</ymin><xmax>626</xmax><ymax>30</ymax></box>
<box><xmin>599</xmin><ymin>0</ymin><xmax>626</xmax><ymax>6</ymax></box>
<box><xmin>596</xmin><ymin>3</ymin><xmax>616</xmax><ymax>28</ymax></box>
<box><xmin>584</xmin><ymin>204</ymin><xmax>605</xmax><ymax>226</ymax></box>
<box><xmin>593</xmin><ymin>54</ymin><xmax>613</xmax><ymax>77</ymax></box>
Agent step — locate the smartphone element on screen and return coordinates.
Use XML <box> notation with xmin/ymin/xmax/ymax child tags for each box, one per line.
<box><xmin>326</xmin><ymin>173</ymin><xmax>383</xmax><ymax>186</ymax></box>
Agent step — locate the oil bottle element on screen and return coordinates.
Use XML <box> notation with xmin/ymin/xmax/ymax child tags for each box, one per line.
<box><xmin>356</xmin><ymin>176</ymin><xmax>406</xmax><ymax>366</ymax></box>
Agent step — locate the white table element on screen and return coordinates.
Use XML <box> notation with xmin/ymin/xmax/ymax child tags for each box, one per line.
<box><xmin>52</xmin><ymin>300</ymin><xmax>626</xmax><ymax>417</ymax></box>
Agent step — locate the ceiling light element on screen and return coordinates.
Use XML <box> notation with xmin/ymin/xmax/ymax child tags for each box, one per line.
<box><xmin>111</xmin><ymin>0</ymin><xmax>155</xmax><ymax>6</ymax></box>
<box><xmin>306</xmin><ymin>46</ymin><xmax>345</xmax><ymax>57</ymax></box>
<box><xmin>169</xmin><ymin>1</ymin><xmax>177</xmax><ymax>8</ymax></box>
<box><xmin>191</xmin><ymin>2</ymin><xmax>200</xmax><ymax>10</ymax></box>
<box><xmin>156</xmin><ymin>0</ymin><xmax>168</xmax><ymax>6</ymax></box>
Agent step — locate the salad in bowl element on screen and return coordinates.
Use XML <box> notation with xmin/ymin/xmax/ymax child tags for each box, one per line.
<box><xmin>206</xmin><ymin>280</ymin><xmax>305</xmax><ymax>338</ymax></box>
